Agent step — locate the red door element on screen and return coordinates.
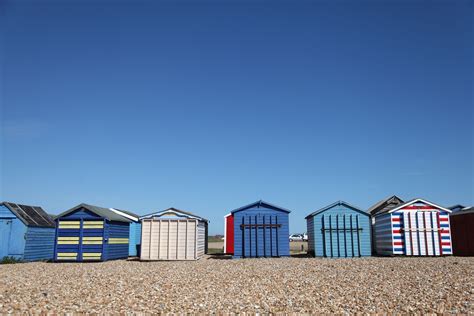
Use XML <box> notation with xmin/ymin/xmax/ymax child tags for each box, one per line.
<box><xmin>225</xmin><ymin>214</ymin><xmax>234</xmax><ymax>254</ymax></box>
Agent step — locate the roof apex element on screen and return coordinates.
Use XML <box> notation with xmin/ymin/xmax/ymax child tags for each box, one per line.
<box><xmin>305</xmin><ymin>200</ymin><xmax>368</xmax><ymax>219</ymax></box>
<box><xmin>231</xmin><ymin>200</ymin><xmax>291</xmax><ymax>214</ymax></box>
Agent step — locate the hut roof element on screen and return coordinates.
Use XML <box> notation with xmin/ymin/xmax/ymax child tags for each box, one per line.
<box><xmin>376</xmin><ymin>198</ymin><xmax>452</xmax><ymax>216</ymax></box>
<box><xmin>450</xmin><ymin>205</ymin><xmax>474</xmax><ymax>215</ymax></box>
<box><xmin>141</xmin><ymin>207</ymin><xmax>208</xmax><ymax>222</ymax></box>
<box><xmin>56</xmin><ymin>203</ymin><xmax>132</xmax><ymax>222</ymax></box>
<box><xmin>2</xmin><ymin>202</ymin><xmax>55</xmax><ymax>228</ymax></box>
<box><xmin>305</xmin><ymin>200</ymin><xmax>368</xmax><ymax>219</ymax></box>
<box><xmin>367</xmin><ymin>195</ymin><xmax>404</xmax><ymax>216</ymax></box>
<box><xmin>231</xmin><ymin>200</ymin><xmax>291</xmax><ymax>214</ymax></box>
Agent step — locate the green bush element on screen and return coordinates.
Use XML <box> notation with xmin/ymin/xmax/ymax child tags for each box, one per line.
<box><xmin>1</xmin><ymin>256</ymin><xmax>23</xmax><ymax>264</ymax></box>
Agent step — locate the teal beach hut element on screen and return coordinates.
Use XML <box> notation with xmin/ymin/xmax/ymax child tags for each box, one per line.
<box><xmin>306</xmin><ymin>201</ymin><xmax>371</xmax><ymax>257</ymax></box>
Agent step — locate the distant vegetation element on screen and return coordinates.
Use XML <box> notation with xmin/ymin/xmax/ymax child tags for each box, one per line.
<box><xmin>208</xmin><ymin>235</ymin><xmax>223</xmax><ymax>242</ymax></box>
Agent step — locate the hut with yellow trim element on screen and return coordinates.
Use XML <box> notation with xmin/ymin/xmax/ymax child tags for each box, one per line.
<box><xmin>54</xmin><ymin>203</ymin><xmax>132</xmax><ymax>262</ymax></box>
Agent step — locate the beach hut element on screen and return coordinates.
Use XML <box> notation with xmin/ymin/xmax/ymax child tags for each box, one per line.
<box><xmin>449</xmin><ymin>205</ymin><xmax>474</xmax><ymax>256</ymax></box>
<box><xmin>367</xmin><ymin>195</ymin><xmax>404</xmax><ymax>254</ymax></box>
<box><xmin>305</xmin><ymin>201</ymin><xmax>371</xmax><ymax>257</ymax></box>
<box><xmin>372</xmin><ymin>198</ymin><xmax>452</xmax><ymax>256</ymax></box>
<box><xmin>140</xmin><ymin>208</ymin><xmax>208</xmax><ymax>261</ymax></box>
<box><xmin>109</xmin><ymin>208</ymin><xmax>141</xmax><ymax>257</ymax></box>
<box><xmin>225</xmin><ymin>200</ymin><xmax>290</xmax><ymax>258</ymax></box>
<box><xmin>54</xmin><ymin>203</ymin><xmax>132</xmax><ymax>261</ymax></box>
<box><xmin>0</xmin><ymin>202</ymin><xmax>56</xmax><ymax>261</ymax></box>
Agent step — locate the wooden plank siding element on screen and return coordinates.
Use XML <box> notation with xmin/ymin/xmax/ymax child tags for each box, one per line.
<box><xmin>1</xmin><ymin>203</ymin><xmax>55</xmax><ymax>261</ymax></box>
<box><xmin>307</xmin><ymin>216</ymin><xmax>315</xmax><ymax>256</ymax></box>
<box><xmin>54</xmin><ymin>206</ymin><xmax>130</xmax><ymax>262</ymax></box>
<box><xmin>140</xmin><ymin>219</ymin><xmax>201</xmax><ymax>261</ymax></box>
<box><xmin>307</xmin><ymin>202</ymin><xmax>371</xmax><ymax>258</ymax></box>
<box><xmin>232</xmin><ymin>203</ymin><xmax>290</xmax><ymax>258</ymax></box>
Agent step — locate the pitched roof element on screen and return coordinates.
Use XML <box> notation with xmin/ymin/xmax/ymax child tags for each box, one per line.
<box><xmin>448</xmin><ymin>205</ymin><xmax>466</xmax><ymax>212</ymax></box>
<box><xmin>450</xmin><ymin>205</ymin><xmax>474</xmax><ymax>215</ymax></box>
<box><xmin>367</xmin><ymin>195</ymin><xmax>404</xmax><ymax>215</ymax></box>
<box><xmin>56</xmin><ymin>203</ymin><xmax>132</xmax><ymax>222</ymax></box>
<box><xmin>140</xmin><ymin>207</ymin><xmax>208</xmax><ymax>222</ymax></box>
<box><xmin>305</xmin><ymin>200</ymin><xmax>369</xmax><ymax>219</ymax></box>
<box><xmin>231</xmin><ymin>200</ymin><xmax>291</xmax><ymax>214</ymax></box>
<box><xmin>377</xmin><ymin>198</ymin><xmax>452</xmax><ymax>215</ymax></box>
<box><xmin>109</xmin><ymin>208</ymin><xmax>139</xmax><ymax>222</ymax></box>
<box><xmin>2</xmin><ymin>202</ymin><xmax>55</xmax><ymax>228</ymax></box>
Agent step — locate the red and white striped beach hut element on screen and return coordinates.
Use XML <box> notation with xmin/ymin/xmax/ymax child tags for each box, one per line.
<box><xmin>373</xmin><ymin>198</ymin><xmax>452</xmax><ymax>256</ymax></box>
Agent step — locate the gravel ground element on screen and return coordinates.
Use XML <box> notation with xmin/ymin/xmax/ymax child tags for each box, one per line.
<box><xmin>0</xmin><ymin>256</ymin><xmax>473</xmax><ymax>313</ymax></box>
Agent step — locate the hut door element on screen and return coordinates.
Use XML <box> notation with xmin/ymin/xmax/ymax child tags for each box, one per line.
<box><xmin>56</xmin><ymin>220</ymin><xmax>81</xmax><ymax>261</ymax></box>
<box><xmin>321</xmin><ymin>214</ymin><xmax>362</xmax><ymax>257</ymax></box>
<box><xmin>81</xmin><ymin>220</ymin><xmax>104</xmax><ymax>261</ymax></box>
<box><xmin>0</xmin><ymin>220</ymin><xmax>12</xmax><ymax>258</ymax></box>
<box><xmin>241</xmin><ymin>215</ymin><xmax>281</xmax><ymax>258</ymax></box>
<box><xmin>57</xmin><ymin>220</ymin><xmax>104</xmax><ymax>261</ymax></box>
<box><xmin>402</xmin><ymin>211</ymin><xmax>442</xmax><ymax>256</ymax></box>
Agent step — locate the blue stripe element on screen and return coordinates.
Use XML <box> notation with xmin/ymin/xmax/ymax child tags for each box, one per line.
<box><xmin>440</xmin><ymin>224</ymin><xmax>449</xmax><ymax>228</ymax></box>
<box><xmin>392</xmin><ymin>223</ymin><xmax>401</xmax><ymax>228</ymax></box>
<box><xmin>442</xmin><ymin>248</ymin><xmax>451</xmax><ymax>252</ymax></box>
<box><xmin>393</xmin><ymin>235</ymin><xmax>403</xmax><ymax>240</ymax></box>
<box><xmin>441</xmin><ymin>236</ymin><xmax>450</xmax><ymax>240</ymax></box>
<box><xmin>430</xmin><ymin>212</ymin><xmax>436</xmax><ymax>255</ymax></box>
<box><xmin>393</xmin><ymin>247</ymin><xmax>404</xmax><ymax>251</ymax></box>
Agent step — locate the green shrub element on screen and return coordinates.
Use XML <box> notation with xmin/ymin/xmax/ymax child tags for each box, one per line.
<box><xmin>1</xmin><ymin>256</ymin><xmax>23</xmax><ymax>264</ymax></box>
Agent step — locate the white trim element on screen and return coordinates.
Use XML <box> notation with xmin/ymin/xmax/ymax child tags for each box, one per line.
<box><xmin>140</xmin><ymin>209</ymin><xmax>202</xmax><ymax>221</ymax></box>
<box><xmin>388</xmin><ymin>198</ymin><xmax>452</xmax><ymax>214</ymax></box>
<box><xmin>109</xmin><ymin>208</ymin><xmax>139</xmax><ymax>222</ymax></box>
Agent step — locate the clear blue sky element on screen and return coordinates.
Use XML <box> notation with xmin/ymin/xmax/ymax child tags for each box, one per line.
<box><xmin>1</xmin><ymin>0</ymin><xmax>472</xmax><ymax>234</ymax></box>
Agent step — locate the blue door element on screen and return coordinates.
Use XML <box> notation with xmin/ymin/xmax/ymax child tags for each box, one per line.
<box><xmin>0</xmin><ymin>219</ymin><xmax>12</xmax><ymax>258</ymax></box>
<box><xmin>56</xmin><ymin>219</ymin><xmax>105</xmax><ymax>261</ymax></box>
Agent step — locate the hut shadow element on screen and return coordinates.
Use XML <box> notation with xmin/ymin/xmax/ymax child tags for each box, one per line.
<box><xmin>290</xmin><ymin>253</ymin><xmax>311</xmax><ymax>258</ymax></box>
<box><xmin>207</xmin><ymin>254</ymin><xmax>233</xmax><ymax>260</ymax></box>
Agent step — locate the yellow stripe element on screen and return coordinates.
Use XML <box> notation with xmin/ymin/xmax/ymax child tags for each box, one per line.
<box><xmin>58</xmin><ymin>237</ymin><xmax>79</xmax><ymax>241</ymax></box>
<box><xmin>84</xmin><ymin>221</ymin><xmax>103</xmax><ymax>224</ymax></box>
<box><xmin>57</xmin><ymin>253</ymin><xmax>77</xmax><ymax>257</ymax></box>
<box><xmin>59</xmin><ymin>221</ymin><xmax>80</xmax><ymax>225</ymax></box>
<box><xmin>82</xmin><ymin>241</ymin><xmax>102</xmax><ymax>244</ymax></box>
<box><xmin>59</xmin><ymin>224</ymin><xmax>80</xmax><ymax>229</ymax></box>
<box><xmin>58</xmin><ymin>241</ymin><xmax>79</xmax><ymax>244</ymax></box>
<box><xmin>83</xmin><ymin>225</ymin><xmax>104</xmax><ymax>229</ymax></box>
<box><xmin>57</xmin><ymin>257</ymin><xmax>77</xmax><ymax>260</ymax></box>
<box><xmin>82</xmin><ymin>237</ymin><xmax>103</xmax><ymax>244</ymax></box>
<box><xmin>108</xmin><ymin>238</ymin><xmax>129</xmax><ymax>244</ymax></box>
<box><xmin>83</xmin><ymin>253</ymin><xmax>102</xmax><ymax>256</ymax></box>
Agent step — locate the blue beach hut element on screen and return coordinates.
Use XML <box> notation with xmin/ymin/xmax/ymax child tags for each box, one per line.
<box><xmin>109</xmin><ymin>208</ymin><xmax>141</xmax><ymax>257</ymax></box>
<box><xmin>54</xmin><ymin>203</ymin><xmax>132</xmax><ymax>262</ymax></box>
<box><xmin>0</xmin><ymin>202</ymin><xmax>56</xmax><ymax>261</ymax></box>
<box><xmin>306</xmin><ymin>201</ymin><xmax>371</xmax><ymax>257</ymax></box>
<box><xmin>231</xmin><ymin>200</ymin><xmax>290</xmax><ymax>258</ymax></box>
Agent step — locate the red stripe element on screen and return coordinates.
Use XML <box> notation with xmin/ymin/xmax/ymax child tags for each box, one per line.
<box><xmin>437</xmin><ymin>212</ymin><xmax>443</xmax><ymax>256</ymax></box>
<box><xmin>393</xmin><ymin>241</ymin><xmax>404</xmax><ymax>246</ymax></box>
<box><xmin>439</xmin><ymin>218</ymin><xmax>449</xmax><ymax>222</ymax></box>
<box><xmin>392</xmin><ymin>218</ymin><xmax>401</xmax><ymax>222</ymax></box>
<box><xmin>393</xmin><ymin>229</ymin><xmax>401</xmax><ymax>233</ymax></box>
<box><xmin>441</xmin><ymin>242</ymin><xmax>451</xmax><ymax>246</ymax></box>
<box><xmin>402</xmin><ymin>205</ymin><xmax>437</xmax><ymax>210</ymax></box>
